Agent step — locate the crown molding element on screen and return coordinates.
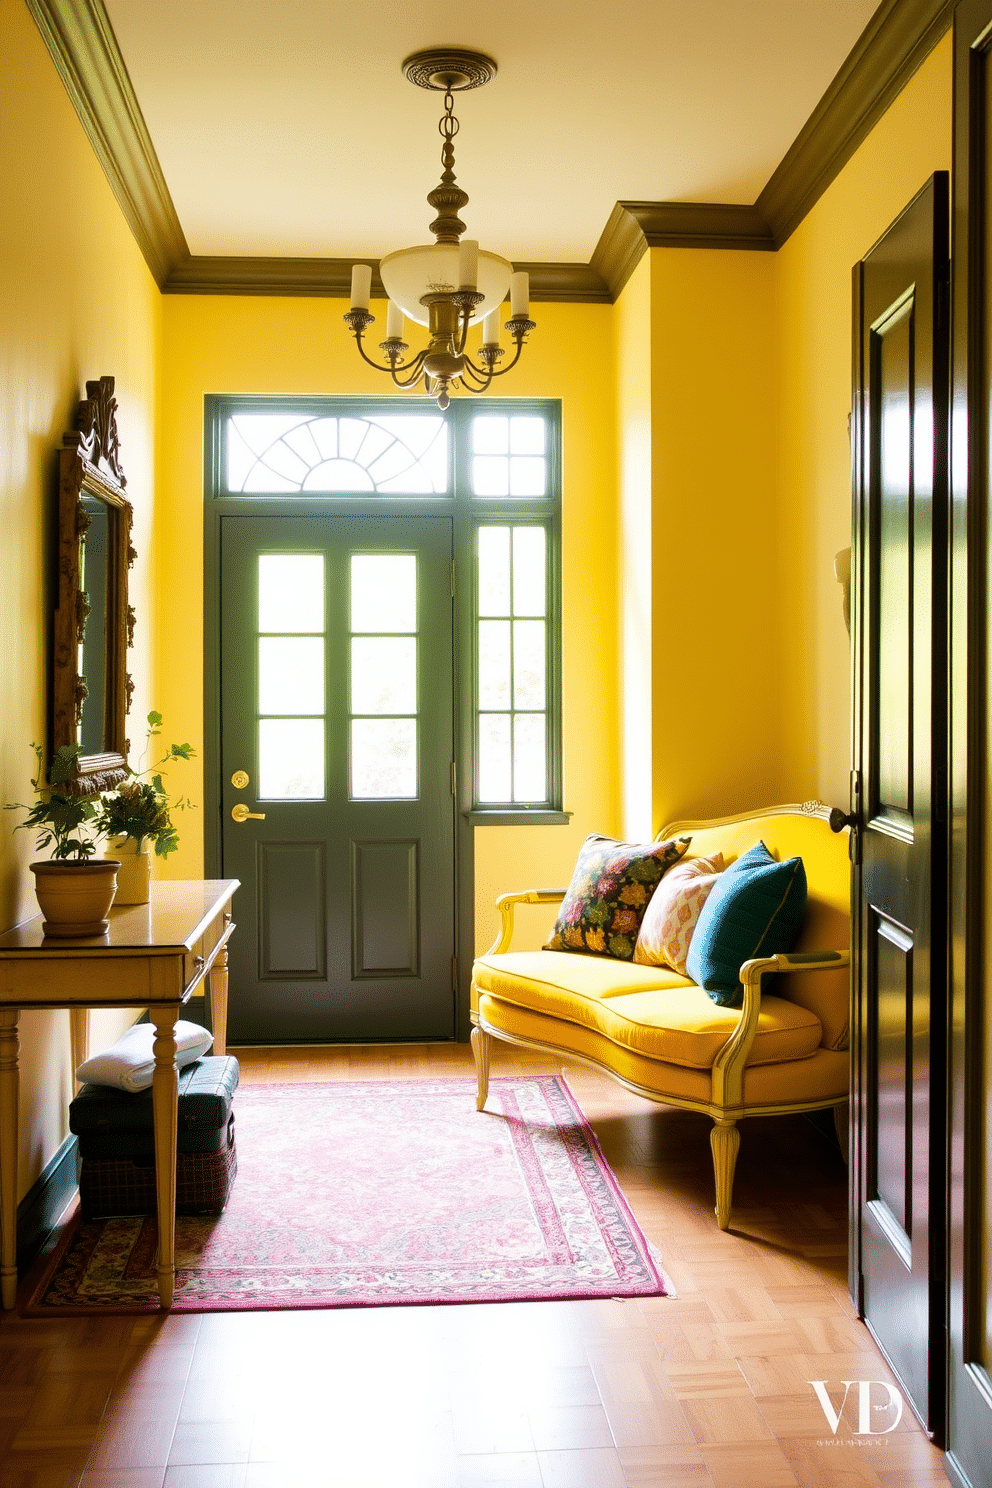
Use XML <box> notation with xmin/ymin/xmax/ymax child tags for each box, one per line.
<box><xmin>163</xmin><ymin>256</ymin><xmax>610</xmax><ymax>302</ymax></box>
<box><xmin>164</xmin><ymin>256</ymin><xmax>379</xmax><ymax>298</ymax></box>
<box><xmin>26</xmin><ymin>0</ymin><xmax>187</xmax><ymax>286</ymax></box>
<box><xmin>592</xmin><ymin>202</ymin><xmax>775</xmax><ymax>299</ymax></box>
<box><xmin>758</xmin><ymin>0</ymin><xmax>955</xmax><ymax>247</ymax></box>
<box><xmin>29</xmin><ymin>0</ymin><xmax>952</xmax><ymax>303</ymax></box>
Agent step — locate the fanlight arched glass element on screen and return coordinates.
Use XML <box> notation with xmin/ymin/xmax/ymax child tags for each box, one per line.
<box><xmin>227</xmin><ymin>414</ymin><xmax>448</xmax><ymax>494</ymax></box>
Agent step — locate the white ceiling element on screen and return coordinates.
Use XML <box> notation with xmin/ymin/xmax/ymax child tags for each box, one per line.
<box><xmin>103</xmin><ymin>0</ymin><xmax>882</xmax><ymax>265</ymax></box>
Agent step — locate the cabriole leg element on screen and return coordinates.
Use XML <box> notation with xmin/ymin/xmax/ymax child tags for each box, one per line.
<box><xmin>710</xmin><ymin>1119</ymin><xmax>740</xmax><ymax>1231</ymax></box>
<box><xmin>470</xmin><ymin>1025</ymin><xmax>491</xmax><ymax>1111</ymax></box>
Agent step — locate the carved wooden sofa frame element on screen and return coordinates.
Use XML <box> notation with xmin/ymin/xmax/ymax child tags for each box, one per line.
<box><xmin>470</xmin><ymin>803</ymin><xmax>851</xmax><ymax>1229</ymax></box>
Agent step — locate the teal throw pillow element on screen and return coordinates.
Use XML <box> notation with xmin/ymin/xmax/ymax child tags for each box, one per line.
<box><xmin>685</xmin><ymin>841</ymin><xmax>807</xmax><ymax>1006</ymax></box>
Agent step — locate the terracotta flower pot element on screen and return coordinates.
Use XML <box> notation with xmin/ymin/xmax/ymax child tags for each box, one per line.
<box><xmin>30</xmin><ymin>859</ymin><xmax>121</xmax><ymax>938</ymax></box>
<box><xmin>105</xmin><ymin>835</ymin><xmax>152</xmax><ymax>904</ymax></box>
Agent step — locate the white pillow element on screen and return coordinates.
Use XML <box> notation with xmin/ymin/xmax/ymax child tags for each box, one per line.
<box><xmin>75</xmin><ymin>1020</ymin><xmax>213</xmax><ymax>1093</ymax></box>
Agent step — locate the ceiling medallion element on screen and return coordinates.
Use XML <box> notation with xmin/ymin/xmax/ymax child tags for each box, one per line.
<box><xmin>344</xmin><ymin>48</ymin><xmax>536</xmax><ymax>411</ymax></box>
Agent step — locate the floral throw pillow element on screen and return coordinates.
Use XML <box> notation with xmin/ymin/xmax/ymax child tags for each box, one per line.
<box><xmin>632</xmin><ymin>853</ymin><xmax>726</xmax><ymax>973</ymax></box>
<box><xmin>544</xmin><ymin>834</ymin><xmax>691</xmax><ymax>960</ymax></box>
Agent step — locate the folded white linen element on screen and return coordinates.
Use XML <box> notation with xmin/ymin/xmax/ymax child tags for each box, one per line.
<box><xmin>75</xmin><ymin>1020</ymin><xmax>213</xmax><ymax>1093</ymax></box>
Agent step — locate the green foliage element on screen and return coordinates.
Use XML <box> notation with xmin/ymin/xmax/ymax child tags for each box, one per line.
<box><xmin>95</xmin><ymin>712</ymin><xmax>196</xmax><ymax>857</ymax></box>
<box><xmin>4</xmin><ymin>744</ymin><xmax>101</xmax><ymax>861</ymax></box>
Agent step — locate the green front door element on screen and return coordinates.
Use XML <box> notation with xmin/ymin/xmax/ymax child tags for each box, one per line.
<box><xmin>220</xmin><ymin>515</ymin><xmax>455</xmax><ymax>1042</ymax></box>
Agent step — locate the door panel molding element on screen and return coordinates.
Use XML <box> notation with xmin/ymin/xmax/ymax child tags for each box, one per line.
<box><xmin>350</xmin><ymin>838</ymin><xmax>420</xmax><ymax>979</ymax></box>
<box><xmin>257</xmin><ymin>840</ymin><xmax>327</xmax><ymax>979</ymax></box>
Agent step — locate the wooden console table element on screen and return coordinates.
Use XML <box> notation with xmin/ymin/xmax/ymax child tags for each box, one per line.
<box><xmin>0</xmin><ymin>879</ymin><xmax>238</xmax><ymax>1310</ymax></box>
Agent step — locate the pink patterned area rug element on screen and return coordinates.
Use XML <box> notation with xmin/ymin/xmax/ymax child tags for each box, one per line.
<box><xmin>28</xmin><ymin>1076</ymin><xmax>669</xmax><ymax>1314</ymax></box>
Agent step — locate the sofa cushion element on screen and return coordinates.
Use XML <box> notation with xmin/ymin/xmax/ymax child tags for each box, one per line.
<box><xmin>633</xmin><ymin>852</ymin><xmax>725</xmax><ymax>972</ymax></box>
<box><xmin>686</xmin><ymin>842</ymin><xmax>807</xmax><ymax>1007</ymax></box>
<box><xmin>660</xmin><ymin>812</ymin><xmax>850</xmax><ymax>1049</ymax></box>
<box><xmin>474</xmin><ymin>951</ymin><xmax>822</xmax><ymax>1069</ymax></box>
<box><xmin>476</xmin><ymin>994</ymin><xmax>847</xmax><ymax>1107</ymax></box>
<box><xmin>543</xmin><ymin>833</ymin><xmax>690</xmax><ymax>959</ymax></box>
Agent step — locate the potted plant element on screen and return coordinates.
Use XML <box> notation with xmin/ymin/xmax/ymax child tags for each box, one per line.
<box><xmin>95</xmin><ymin>713</ymin><xmax>195</xmax><ymax>903</ymax></box>
<box><xmin>5</xmin><ymin>743</ymin><xmax>120</xmax><ymax>937</ymax></box>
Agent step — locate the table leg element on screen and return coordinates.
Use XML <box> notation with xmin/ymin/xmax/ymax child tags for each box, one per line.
<box><xmin>69</xmin><ymin>1007</ymin><xmax>90</xmax><ymax>1091</ymax></box>
<box><xmin>150</xmin><ymin>1005</ymin><xmax>179</xmax><ymax>1309</ymax></box>
<box><xmin>210</xmin><ymin>943</ymin><xmax>229</xmax><ymax>1057</ymax></box>
<box><xmin>0</xmin><ymin>1008</ymin><xmax>20</xmax><ymax>1310</ymax></box>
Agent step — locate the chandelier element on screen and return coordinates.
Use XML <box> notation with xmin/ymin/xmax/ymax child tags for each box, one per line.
<box><xmin>344</xmin><ymin>48</ymin><xmax>536</xmax><ymax>411</ymax></box>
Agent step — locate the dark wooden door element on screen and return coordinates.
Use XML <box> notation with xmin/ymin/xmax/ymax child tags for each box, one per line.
<box><xmin>219</xmin><ymin>514</ymin><xmax>456</xmax><ymax>1043</ymax></box>
<box><xmin>948</xmin><ymin>7</ymin><xmax>992</xmax><ymax>1483</ymax></box>
<box><xmin>851</xmin><ymin>172</ymin><xmax>949</xmax><ymax>1438</ymax></box>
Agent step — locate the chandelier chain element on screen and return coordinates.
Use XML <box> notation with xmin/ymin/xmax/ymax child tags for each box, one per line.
<box><xmin>438</xmin><ymin>91</ymin><xmax>460</xmax><ymax>183</ymax></box>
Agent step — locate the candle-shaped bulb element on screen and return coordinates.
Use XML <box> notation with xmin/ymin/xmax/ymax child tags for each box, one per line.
<box><xmin>458</xmin><ymin>239</ymin><xmax>479</xmax><ymax>290</ymax></box>
<box><xmin>386</xmin><ymin>301</ymin><xmax>404</xmax><ymax>341</ymax></box>
<box><xmin>350</xmin><ymin>263</ymin><xmax>372</xmax><ymax>311</ymax></box>
<box><xmin>482</xmin><ymin>308</ymin><xmax>501</xmax><ymax>346</ymax></box>
<box><xmin>510</xmin><ymin>271</ymin><xmax>529</xmax><ymax>319</ymax></box>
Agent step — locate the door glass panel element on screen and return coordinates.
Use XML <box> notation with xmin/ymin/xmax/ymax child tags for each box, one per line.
<box><xmin>258</xmin><ymin>554</ymin><xmax>324</xmax><ymax>633</ymax></box>
<box><xmin>259</xmin><ymin>718</ymin><xmax>325</xmax><ymax>799</ymax></box>
<box><xmin>479</xmin><ymin>714</ymin><xmax>512</xmax><ymax>802</ymax></box>
<box><xmin>478</xmin><ymin>621</ymin><xmax>511</xmax><ymax>709</ymax></box>
<box><xmin>351</xmin><ymin>554</ymin><xmax>416</xmax><ymax>632</ymax></box>
<box><xmin>350</xmin><ymin>552</ymin><xmax>419</xmax><ymax>800</ymax></box>
<box><xmin>257</xmin><ymin>553</ymin><xmax>326</xmax><ymax>801</ymax></box>
<box><xmin>351</xmin><ymin>719</ymin><xmax>417</xmax><ymax>798</ymax></box>
<box><xmin>259</xmin><ymin>637</ymin><xmax>325</xmax><ymax>715</ymax></box>
<box><xmin>351</xmin><ymin>638</ymin><xmax>416</xmax><ymax>714</ymax></box>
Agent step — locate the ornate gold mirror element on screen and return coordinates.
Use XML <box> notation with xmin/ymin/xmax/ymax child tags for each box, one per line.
<box><xmin>53</xmin><ymin>377</ymin><xmax>135</xmax><ymax>794</ymax></box>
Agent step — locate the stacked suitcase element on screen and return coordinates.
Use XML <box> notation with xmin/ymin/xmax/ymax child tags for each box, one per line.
<box><xmin>69</xmin><ymin>1054</ymin><xmax>240</xmax><ymax>1218</ymax></box>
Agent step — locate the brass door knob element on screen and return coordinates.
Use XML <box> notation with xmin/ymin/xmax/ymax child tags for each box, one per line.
<box><xmin>231</xmin><ymin>803</ymin><xmax>266</xmax><ymax>823</ymax></box>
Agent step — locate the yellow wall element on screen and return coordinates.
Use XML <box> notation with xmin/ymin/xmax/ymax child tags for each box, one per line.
<box><xmin>157</xmin><ymin>297</ymin><xmax>619</xmax><ymax>957</ymax></box>
<box><xmin>648</xmin><ymin>247</ymin><xmax>782</xmax><ymax>826</ymax></box>
<box><xmin>614</xmin><ymin>256</ymin><xmax>655</xmax><ymax>841</ymax></box>
<box><xmin>0</xmin><ymin>0</ymin><xmax>160</xmax><ymax>1198</ymax></box>
<box><xmin>775</xmin><ymin>32</ymin><xmax>952</xmax><ymax>807</ymax></box>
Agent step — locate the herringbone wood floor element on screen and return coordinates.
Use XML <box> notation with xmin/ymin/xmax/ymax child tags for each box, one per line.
<box><xmin>0</xmin><ymin>1043</ymin><xmax>951</xmax><ymax>1488</ymax></box>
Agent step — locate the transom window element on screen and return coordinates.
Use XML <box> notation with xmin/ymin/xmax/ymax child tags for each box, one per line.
<box><xmin>209</xmin><ymin>397</ymin><xmax>562</xmax><ymax>817</ymax></box>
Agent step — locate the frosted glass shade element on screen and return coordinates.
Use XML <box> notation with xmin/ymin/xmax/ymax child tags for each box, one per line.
<box><xmin>379</xmin><ymin>243</ymin><xmax>512</xmax><ymax>327</ymax></box>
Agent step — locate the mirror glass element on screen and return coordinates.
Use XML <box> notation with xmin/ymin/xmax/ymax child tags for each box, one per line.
<box><xmin>77</xmin><ymin>492</ymin><xmax>112</xmax><ymax>755</ymax></box>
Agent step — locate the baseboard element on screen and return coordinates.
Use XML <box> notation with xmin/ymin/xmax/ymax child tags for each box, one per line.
<box><xmin>17</xmin><ymin>1134</ymin><xmax>78</xmax><ymax>1267</ymax></box>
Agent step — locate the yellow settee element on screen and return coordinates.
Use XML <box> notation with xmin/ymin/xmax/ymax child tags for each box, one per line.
<box><xmin>470</xmin><ymin>803</ymin><xmax>851</xmax><ymax>1229</ymax></box>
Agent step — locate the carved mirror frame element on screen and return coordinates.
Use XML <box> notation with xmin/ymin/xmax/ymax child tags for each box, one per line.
<box><xmin>53</xmin><ymin>377</ymin><xmax>135</xmax><ymax>794</ymax></box>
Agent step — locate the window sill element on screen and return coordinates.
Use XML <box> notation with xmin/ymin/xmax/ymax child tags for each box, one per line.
<box><xmin>466</xmin><ymin>810</ymin><xmax>572</xmax><ymax>826</ymax></box>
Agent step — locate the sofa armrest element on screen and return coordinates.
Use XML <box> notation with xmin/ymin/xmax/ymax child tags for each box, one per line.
<box><xmin>711</xmin><ymin>948</ymin><xmax>850</xmax><ymax>1109</ymax></box>
<box><xmin>486</xmin><ymin>890</ymin><xmax>567</xmax><ymax>955</ymax></box>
